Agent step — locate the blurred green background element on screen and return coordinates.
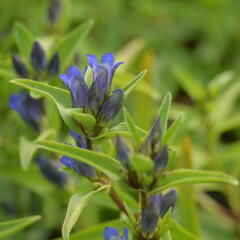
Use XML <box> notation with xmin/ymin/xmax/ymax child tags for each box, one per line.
<box><xmin>0</xmin><ymin>0</ymin><xmax>240</xmax><ymax>239</ymax></box>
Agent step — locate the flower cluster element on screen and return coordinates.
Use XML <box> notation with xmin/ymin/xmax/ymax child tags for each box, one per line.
<box><xmin>141</xmin><ymin>190</ymin><xmax>177</xmax><ymax>237</ymax></box>
<box><xmin>60</xmin><ymin>53</ymin><xmax>124</xmax><ymax>123</ymax></box>
<box><xmin>116</xmin><ymin>118</ymin><xmax>169</xmax><ymax>189</ymax></box>
<box><xmin>12</xmin><ymin>41</ymin><xmax>60</xmax><ymax>79</ymax></box>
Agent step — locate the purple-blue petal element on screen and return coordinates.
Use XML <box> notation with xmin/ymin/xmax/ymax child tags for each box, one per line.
<box><xmin>60</xmin><ymin>156</ymin><xmax>73</xmax><ymax>168</ymax></box>
<box><xmin>69</xmin><ymin>129</ymin><xmax>87</xmax><ymax>148</ymax></box>
<box><xmin>109</xmin><ymin>62</ymin><xmax>124</xmax><ymax>86</ymax></box>
<box><xmin>86</xmin><ymin>54</ymin><xmax>98</xmax><ymax>68</ymax></box>
<box><xmin>66</xmin><ymin>65</ymin><xmax>84</xmax><ymax>80</ymax></box>
<box><xmin>59</xmin><ymin>73</ymin><xmax>70</xmax><ymax>87</ymax></box>
<box><xmin>104</xmin><ymin>227</ymin><xmax>120</xmax><ymax>240</ymax></box>
<box><xmin>100</xmin><ymin>52</ymin><xmax>114</xmax><ymax>66</ymax></box>
<box><xmin>60</xmin><ymin>156</ymin><xmax>97</xmax><ymax>179</ymax></box>
<box><xmin>123</xmin><ymin>228</ymin><xmax>128</xmax><ymax>240</ymax></box>
<box><xmin>94</xmin><ymin>65</ymin><xmax>109</xmax><ymax>100</ymax></box>
<box><xmin>70</xmin><ymin>80</ymin><xmax>88</xmax><ymax>108</ymax></box>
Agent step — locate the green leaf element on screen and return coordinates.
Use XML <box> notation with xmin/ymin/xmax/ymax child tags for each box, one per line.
<box><xmin>53</xmin><ymin>19</ymin><xmax>94</xmax><ymax>71</ymax></box>
<box><xmin>92</xmin><ymin>130</ymin><xmax>129</xmax><ymax>144</ymax></box>
<box><xmin>123</xmin><ymin>202</ymin><xmax>136</xmax><ymax>224</ymax></box>
<box><xmin>208</xmin><ymin>70</ymin><xmax>234</xmax><ymax>97</ymax></box>
<box><xmin>157</xmin><ymin>92</ymin><xmax>172</xmax><ymax>135</ymax></box>
<box><xmin>19</xmin><ymin>129</ymin><xmax>56</xmax><ymax>171</ymax></box>
<box><xmin>150</xmin><ymin>169</ymin><xmax>239</xmax><ymax>194</ymax></box>
<box><xmin>210</xmin><ymin>81</ymin><xmax>240</xmax><ymax>122</ymax></box>
<box><xmin>170</xmin><ymin>222</ymin><xmax>200</xmax><ymax>240</ymax></box>
<box><xmin>161</xmin><ymin>113</ymin><xmax>184</xmax><ymax>146</ymax></box>
<box><xmin>0</xmin><ymin>215</ymin><xmax>41</xmax><ymax>239</ymax></box>
<box><xmin>174</xmin><ymin>68</ymin><xmax>206</xmax><ymax>103</ymax></box>
<box><xmin>10</xmin><ymin>79</ymin><xmax>81</xmax><ymax>132</ymax></box>
<box><xmin>13</xmin><ymin>22</ymin><xmax>34</xmax><ymax>64</ymax></box>
<box><xmin>123</xmin><ymin>108</ymin><xmax>141</xmax><ymax>149</ymax></box>
<box><xmin>35</xmin><ymin>140</ymin><xmax>121</xmax><ymax>179</ymax></box>
<box><xmin>54</xmin><ymin>219</ymin><xmax>122</xmax><ymax>240</ymax></box>
<box><xmin>0</xmin><ymin>166</ymin><xmax>54</xmax><ymax>195</ymax></box>
<box><xmin>114</xmin><ymin>183</ymin><xmax>139</xmax><ymax>211</ymax></box>
<box><xmin>19</xmin><ymin>136</ymin><xmax>37</xmax><ymax>171</ymax></box>
<box><xmin>62</xmin><ymin>186</ymin><xmax>109</xmax><ymax>240</ymax></box>
<box><xmin>68</xmin><ymin>109</ymin><xmax>96</xmax><ymax>132</ymax></box>
<box><xmin>122</xmin><ymin>70</ymin><xmax>147</xmax><ymax>97</ymax></box>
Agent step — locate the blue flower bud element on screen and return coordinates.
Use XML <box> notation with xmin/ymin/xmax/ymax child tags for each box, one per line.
<box><xmin>69</xmin><ymin>129</ymin><xmax>87</xmax><ymax>148</ymax></box>
<box><xmin>36</xmin><ymin>156</ymin><xmax>67</xmax><ymax>187</ymax></box>
<box><xmin>116</xmin><ymin>135</ymin><xmax>130</xmax><ymax>169</ymax></box>
<box><xmin>9</xmin><ymin>92</ymin><xmax>43</xmax><ymax>130</ymax></box>
<box><xmin>60</xmin><ymin>65</ymin><xmax>88</xmax><ymax>108</ymax></box>
<box><xmin>141</xmin><ymin>194</ymin><xmax>162</xmax><ymax>236</ymax></box>
<box><xmin>104</xmin><ymin>227</ymin><xmax>128</xmax><ymax>240</ymax></box>
<box><xmin>99</xmin><ymin>89</ymin><xmax>124</xmax><ymax>122</ymax></box>
<box><xmin>48</xmin><ymin>0</ymin><xmax>61</xmax><ymax>24</ymax></box>
<box><xmin>60</xmin><ymin>156</ymin><xmax>97</xmax><ymax>179</ymax></box>
<box><xmin>145</xmin><ymin>118</ymin><xmax>162</xmax><ymax>153</ymax></box>
<box><xmin>48</xmin><ymin>53</ymin><xmax>60</xmax><ymax>76</ymax></box>
<box><xmin>12</xmin><ymin>54</ymin><xmax>29</xmax><ymax>78</ymax></box>
<box><xmin>154</xmin><ymin>145</ymin><xmax>168</xmax><ymax>174</ymax></box>
<box><xmin>159</xmin><ymin>189</ymin><xmax>177</xmax><ymax>218</ymax></box>
<box><xmin>31</xmin><ymin>42</ymin><xmax>47</xmax><ymax>71</ymax></box>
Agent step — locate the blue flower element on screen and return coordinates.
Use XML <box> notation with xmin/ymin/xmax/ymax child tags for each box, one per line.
<box><xmin>141</xmin><ymin>194</ymin><xmax>162</xmax><ymax>236</ymax></box>
<box><xmin>116</xmin><ymin>135</ymin><xmax>131</xmax><ymax>169</ymax></box>
<box><xmin>31</xmin><ymin>41</ymin><xmax>47</xmax><ymax>71</ymax></box>
<box><xmin>47</xmin><ymin>53</ymin><xmax>60</xmax><ymax>76</ymax></box>
<box><xmin>60</xmin><ymin>53</ymin><xmax>124</xmax><ymax>120</ymax></box>
<box><xmin>9</xmin><ymin>92</ymin><xmax>43</xmax><ymax>130</ymax></box>
<box><xmin>99</xmin><ymin>89</ymin><xmax>124</xmax><ymax>122</ymax></box>
<box><xmin>60</xmin><ymin>66</ymin><xmax>88</xmax><ymax>108</ymax></box>
<box><xmin>145</xmin><ymin>118</ymin><xmax>162</xmax><ymax>153</ymax></box>
<box><xmin>12</xmin><ymin>54</ymin><xmax>29</xmax><ymax>78</ymax></box>
<box><xmin>87</xmin><ymin>53</ymin><xmax>123</xmax><ymax>101</ymax></box>
<box><xmin>60</xmin><ymin>130</ymin><xmax>97</xmax><ymax>179</ymax></box>
<box><xmin>36</xmin><ymin>156</ymin><xmax>67</xmax><ymax>187</ymax></box>
<box><xmin>60</xmin><ymin>156</ymin><xmax>96</xmax><ymax>179</ymax></box>
<box><xmin>141</xmin><ymin>190</ymin><xmax>177</xmax><ymax>236</ymax></box>
<box><xmin>159</xmin><ymin>189</ymin><xmax>177</xmax><ymax>218</ymax></box>
<box><xmin>104</xmin><ymin>227</ymin><xmax>128</xmax><ymax>240</ymax></box>
<box><xmin>154</xmin><ymin>145</ymin><xmax>169</xmax><ymax>174</ymax></box>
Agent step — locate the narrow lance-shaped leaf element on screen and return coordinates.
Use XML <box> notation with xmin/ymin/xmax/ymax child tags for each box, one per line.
<box><xmin>170</xmin><ymin>221</ymin><xmax>200</xmax><ymax>240</ymax></box>
<box><xmin>19</xmin><ymin>129</ymin><xmax>56</xmax><ymax>171</ymax></box>
<box><xmin>161</xmin><ymin>113</ymin><xmax>184</xmax><ymax>147</ymax></box>
<box><xmin>35</xmin><ymin>140</ymin><xmax>121</xmax><ymax>179</ymax></box>
<box><xmin>0</xmin><ymin>215</ymin><xmax>41</xmax><ymax>239</ymax></box>
<box><xmin>174</xmin><ymin>68</ymin><xmax>206</xmax><ymax>103</ymax></box>
<box><xmin>150</xmin><ymin>169</ymin><xmax>239</xmax><ymax>194</ymax></box>
<box><xmin>123</xmin><ymin>108</ymin><xmax>141</xmax><ymax>149</ymax></box>
<box><xmin>157</xmin><ymin>92</ymin><xmax>172</xmax><ymax>135</ymax></box>
<box><xmin>13</xmin><ymin>22</ymin><xmax>34</xmax><ymax>64</ymax></box>
<box><xmin>122</xmin><ymin>70</ymin><xmax>147</xmax><ymax>97</ymax></box>
<box><xmin>53</xmin><ymin>19</ymin><xmax>94</xmax><ymax>71</ymax></box>
<box><xmin>62</xmin><ymin>186</ymin><xmax>109</xmax><ymax>240</ymax></box>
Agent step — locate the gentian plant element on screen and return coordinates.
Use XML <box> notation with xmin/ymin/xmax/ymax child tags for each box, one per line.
<box><xmin>8</xmin><ymin>19</ymin><xmax>239</xmax><ymax>240</ymax></box>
